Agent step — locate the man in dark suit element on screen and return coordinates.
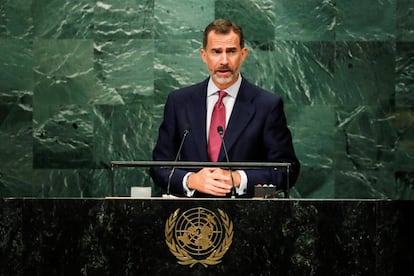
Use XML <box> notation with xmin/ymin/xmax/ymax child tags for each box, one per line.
<box><xmin>150</xmin><ymin>19</ymin><xmax>300</xmax><ymax>197</ymax></box>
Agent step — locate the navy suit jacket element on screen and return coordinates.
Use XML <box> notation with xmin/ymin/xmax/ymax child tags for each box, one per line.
<box><xmin>150</xmin><ymin>77</ymin><xmax>300</xmax><ymax>197</ymax></box>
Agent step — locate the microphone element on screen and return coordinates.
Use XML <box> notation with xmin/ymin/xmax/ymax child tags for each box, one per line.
<box><xmin>217</xmin><ymin>126</ymin><xmax>236</xmax><ymax>198</ymax></box>
<box><xmin>165</xmin><ymin>125</ymin><xmax>191</xmax><ymax>196</ymax></box>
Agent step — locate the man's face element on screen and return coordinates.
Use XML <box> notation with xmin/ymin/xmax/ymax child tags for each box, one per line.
<box><xmin>200</xmin><ymin>30</ymin><xmax>248</xmax><ymax>90</ymax></box>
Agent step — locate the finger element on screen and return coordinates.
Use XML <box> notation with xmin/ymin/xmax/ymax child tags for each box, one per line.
<box><xmin>207</xmin><ymin>187</ymin><xmax>229</xmax><ymax>197</ymax></box>
<box><xmin>212</xmin><ymin>172</ymin><xmax>232</xmax><ymax>183</ymax></box>
<box><xmin>209</xmin><ymin>179</ymin><xmax>232</xmax><ymax>194</ymax></box>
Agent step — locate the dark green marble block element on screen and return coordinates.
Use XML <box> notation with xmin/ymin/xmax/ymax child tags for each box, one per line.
<box><xmin>0</xmin><ymin>0</ymin><xmax>413</xmax><ymax>198</ymax></box>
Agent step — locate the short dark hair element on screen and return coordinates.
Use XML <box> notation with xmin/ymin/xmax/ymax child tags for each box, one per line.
<box><xmin>202</xmin><ymin>19</ymin><xmax>244</xmax><ymax>49</ymax></box>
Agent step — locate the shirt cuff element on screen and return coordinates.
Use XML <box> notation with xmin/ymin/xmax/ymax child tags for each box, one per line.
<box><xmin>183</xmin><ymin>172</ymin><xmax>195</xmax><ymax>197</ymax></box>
<box><xmin>235</xmin><ymin>170</ymin><xmax>247</xmax><ymax>195</ymax></box>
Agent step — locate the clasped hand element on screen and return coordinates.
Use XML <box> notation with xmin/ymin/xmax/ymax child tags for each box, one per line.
<box><xmin>187</xmin><ymin>168</ymin><xmax>240</xmax><ymax>196</ymax></box>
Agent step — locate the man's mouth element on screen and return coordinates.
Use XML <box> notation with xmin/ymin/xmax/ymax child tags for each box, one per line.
<box><xmin>216</xmin><ymin>68</ymin><xmax>232</xmax><ymax>74</ymax></box>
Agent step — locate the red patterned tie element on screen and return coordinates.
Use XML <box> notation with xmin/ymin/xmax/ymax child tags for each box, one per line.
<box><xmin>208</xmin><ymin>90</ymin><xmax>227</xmax><ymax>161</ymax></box>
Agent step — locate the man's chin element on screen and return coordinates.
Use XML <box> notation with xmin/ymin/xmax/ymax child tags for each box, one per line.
<box><xmin>212</xmin><ymin>74</ymin><xmax>234</xmax><ymax>85</ymax></box>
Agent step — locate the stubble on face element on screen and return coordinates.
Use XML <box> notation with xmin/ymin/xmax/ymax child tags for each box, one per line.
<box><xmin>212</xmin><ymin>68</ymin><xmax>235</xmax><ymax>86</ymax></box>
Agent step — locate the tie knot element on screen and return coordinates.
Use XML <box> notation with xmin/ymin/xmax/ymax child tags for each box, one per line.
<box><xmin>218</xmin><ymin>90</ymin><xmax>227</xmax><ymax>102</ymax></box>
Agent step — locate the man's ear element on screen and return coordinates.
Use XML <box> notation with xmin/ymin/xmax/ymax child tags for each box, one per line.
<box><xmin>200</xmin><ymin>48</ymin><xmax>207</xmax><ymax>64</ymax></box>
<box><xmin>241</xmin><ymin>47</ymin><xmax>248</xmax><ymax>62</ymax></box>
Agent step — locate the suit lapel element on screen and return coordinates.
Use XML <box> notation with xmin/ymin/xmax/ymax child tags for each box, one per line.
<box><xmin>186</xmin><ymin>80</ymin><xmax>209</xmax><ymax>160</ymax></box>
<box><xmin>219</xmin><ymin>79</ymin><xmax>256</xmax><ymax>160</ymax></box>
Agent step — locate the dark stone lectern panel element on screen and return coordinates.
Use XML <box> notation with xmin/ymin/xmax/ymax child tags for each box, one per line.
<box><xmin>0</xmin><ymin>199</ymin><xmax>413</xmax><ymax>275</ymax></box>
<box><xmin>376</xmin><ymin>200</ymin><xmax>414</xmax><ymax>275</ymax></box>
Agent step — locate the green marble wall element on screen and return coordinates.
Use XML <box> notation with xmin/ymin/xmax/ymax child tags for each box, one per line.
<box><xmin>1</xmin><ymin>0</ymin><xmax>413</xmax><ymax>198</ymax></box>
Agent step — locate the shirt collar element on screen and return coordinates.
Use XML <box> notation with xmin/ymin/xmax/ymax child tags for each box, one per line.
<box><xmin>207</xmin><ymin>73</ymin><xmax>242</xmax><ymax>98</ymax></box>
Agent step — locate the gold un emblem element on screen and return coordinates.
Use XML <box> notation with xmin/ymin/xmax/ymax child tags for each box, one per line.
<box><xmin>165</xmin><ymin>207</ymin><xmax>233</xmax><ymax>267</ymax></box>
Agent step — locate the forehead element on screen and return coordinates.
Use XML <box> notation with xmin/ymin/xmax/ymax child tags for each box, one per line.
<box><xmin>206</xmin><ymin>30</ymin><xmax>241</xmax><ymax>49</ymax></box>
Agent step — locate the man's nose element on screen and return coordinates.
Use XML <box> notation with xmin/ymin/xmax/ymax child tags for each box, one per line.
<box><xmin>220</xmin><ymin>52</ymin><xmax>228</xmax><ymax>64</ymax></box>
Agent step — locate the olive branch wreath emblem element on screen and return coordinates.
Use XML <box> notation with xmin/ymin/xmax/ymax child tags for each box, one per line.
<box><xmin>165</xmin><ymin>208</ymin><xmax>233</xmax><ymax>267</ymax></box>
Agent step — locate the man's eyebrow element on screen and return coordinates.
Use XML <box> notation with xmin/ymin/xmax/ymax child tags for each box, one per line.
<box><xmin>210</xmin><ymin>47</ymin><xmax>238</xmax><ymax>51</ymax></box>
